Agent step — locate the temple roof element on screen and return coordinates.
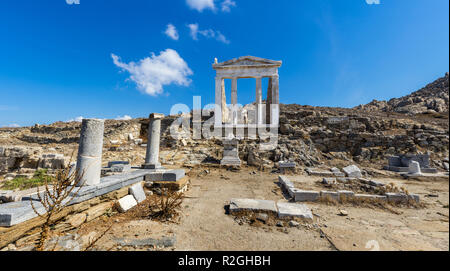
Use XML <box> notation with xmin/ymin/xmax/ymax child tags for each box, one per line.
<box><xmin>213</xmin><ymin>56</ymin><xmax>282</xmax><ymax>69</ymax></box>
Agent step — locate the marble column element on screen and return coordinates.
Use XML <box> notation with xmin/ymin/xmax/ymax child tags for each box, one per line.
<box><xmin>231</xmin><ymin>77</ymin><xmax>238</xmax><ymax>125</ymax></box>
<box><xmin>255</xmin><ymin>77</ymin><xmax>262</xmax><ymax>125</ymax></box>
<box><xmin>266</xmin><ymin>77</ymin><xmax>273</xmax><ymax>125</ymax></box>
<box><xmin>271</xmin><ymin>75</ymin><xmax>280</xmax><ymax>125</ymax></box>
<box><xmin>214</xmin><ymin>76</ymin><xmax>222</xmax><ymax>126</ymax></box>
<box><xmin>143</xmin><ymin>113</ymin><xmax>164</xmax><ymax>169</ymax></box>
<box><xmin>76</xmin><ymin>119</ymin><xmax>104</xmax><ymax>187</ymax></box>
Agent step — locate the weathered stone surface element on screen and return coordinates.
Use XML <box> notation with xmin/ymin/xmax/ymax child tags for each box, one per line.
<box><xmin>108</xmin><ymin>161</ymin><xmax>129</xmax><ymax>168</ymax></box>
<box><xmin>0</xmin><ymin>201</ymin><xmax>46</xmax><ymax>227</ymax></box>
<box><xmin>229</xmin><ymin>198</ymin><xmax>277</xmax><ymax>214</ymax></box>
<box><xmin>143</xmin><ymin>113</ymin><xmax>164</xmax><ymax>169</ymax></box>
<box><xmin>279</xmin><ymin>161</ymin><xmax>296</xmax><ymax>168</ymax></box>
<box><xmin>129</xmin><ymin>182</ymin><xmax>146</xmax><ymax>203</ymax></box>
<box><xmin>114</xmin><ymin>236</ymin><xmax>176</xmax><ymax>248</ymax></box>
<box><xmin>320</xmin><ymin>191</ymin><xmax>339</xmax><ymax>201</ymax></box>
<box><xmin>322</xmin><ymin>177</ymin><xmax>337</xmax><ymax>185</ymax></box>
<box><xmin>408</xmin><ymin>161</ymin><xmax>422</xmax><ymax>175</ymax></box>
<box><xmin>293</xmin><ymin>190</ymin><xmax>320</xmax><ymax>202</ymax></box>
<box><xmin>221</xmin><ymin>139</ymin><xmax>241</xmax><ymax>166</ymax></box>
<box><xmin>276</xmin><ymin>202</ymin><xmax>313</xmax><ymax>220</ymax></box>
<box><xmin>66</xmin><ymin>213</ymin><xmax>87</xmax><ymax>228</ymax></box>
<box><xmin>342</xmin><ymin>165</ymin><xmax>362</xmax><ymax>178</ymax></box>
<box><xmin>76</xmin><ymin>119</ymin><xmax>104</xmax><ymax>187</ymax></box>
<box><xmin>144</xmin><ymin>169</ymin><xmax>185</xmax><ymax>182</ymax></box>
<box><xmin>116</xmin><ymin>195</ymin><xmax>137</xmax><ymax>213</ymax></box>
<box><xmin>85</xmin><ymin>202</ymin><xmax>113</xmax><ymax>222</ymax></box>
<box><xmin>385</xmin><ymin>193</ymin><xmax>420</xmax><ymax>203</ymax></box>
<box><xmin>338</xmin><ymin>190</ymin><xmax>355</xmax><ymax>199</ymax></box>
<box><xmin>278</xmin><ymin>175</ymin><xmax>294</xmax><ymax>189</ymax></box>
<box><xmin>354</xmin><ymin>194</ymin><xmax>387</xmax><ymax>201</ymax></box>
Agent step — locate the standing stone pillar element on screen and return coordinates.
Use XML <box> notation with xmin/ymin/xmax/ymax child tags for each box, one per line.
<box><xmin>255</xmin><ymin>77</ymin><xmax>263</xmax><ymax>125</ymax></box>
<box><xmin>143</xmin><ymin>113</ymin><xmax>164</xmax><ymax>169</ymax></box>
<box><xmin>75</xmin><ymin>119</ymin><xmax>104</xmax><ymax>187</ymax></box>
<box><xmin>271</xmin><ymin>75</ymin><xmax>280</xmax><ymax>125</ymax></box>
<box><xmin>221</xmin><ymin>78</ymin><xmax>228</xmax><ymax>123</ymax></box>
<box><xmin>266</xmin><ymin>77</ymin><xmax>273</xmax><ymax>125</ymax></box>
<box><xmin>231</xmin><ymin>77</ymin><xmax>238</xmax><ymax>125</ymax></box>
<box><xmin>214</xmin><ymin>76</ymin><xmax>222</xmax><ymax>126</ymax></box>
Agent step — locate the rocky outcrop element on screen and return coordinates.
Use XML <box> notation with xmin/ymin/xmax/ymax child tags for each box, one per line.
<box><xmin>356</xmin><ymin>73</ymin><xmax>449</xmax><ymax>115</ymax></box>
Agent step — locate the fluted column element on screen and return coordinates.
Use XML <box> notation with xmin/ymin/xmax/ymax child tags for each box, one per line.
<box><xmin>231</xmin><ymin>77</ymin><xmax>238</xmax><ymax>125</ymax></box>
<box><xmin>215</xmin><ymin>76</ymin><xmax>222</xmax><ymax>126</ymax></box>
<box><xmin>255</xmin><ymin>77</ymin><xmax>262</xmax><ymax>125</ymax></box>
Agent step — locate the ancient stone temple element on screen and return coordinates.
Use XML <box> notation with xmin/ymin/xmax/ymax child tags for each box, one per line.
<box><xmin>212</xmin><ymin>56</ymin><xmax>282</xmax><ymax>127</ymax></box>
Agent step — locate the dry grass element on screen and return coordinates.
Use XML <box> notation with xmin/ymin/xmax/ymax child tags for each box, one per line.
<box><xmin>147</xmin><ymin>191</ymin><xmax>184</xmax><ymax>222</ymax></box>
<box><xmin>30</xmin><ymin>152</ymin><xmax>84</xmax><ymax>251</ymax></box>
<box><xmin>318</xmin><ymin>194</ymin><xmax>424</xmax><ymax>215</ymax></box>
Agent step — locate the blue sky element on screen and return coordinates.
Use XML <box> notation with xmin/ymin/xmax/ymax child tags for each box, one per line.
<box><xmin>0</xmin><ymin>0</ymin><xmax>448</xmax><ymax>127</ymax></box>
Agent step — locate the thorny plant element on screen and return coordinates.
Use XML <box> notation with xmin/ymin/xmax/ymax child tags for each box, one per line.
<box><xmin>30</xmin><ymin>151</ymin><xmax>85</xmax><ymax>251</ymax></box>
<box><xmin>148</xmin><ymin>190</ymin><xmax>184</xmax><ymax>222</ymax></box>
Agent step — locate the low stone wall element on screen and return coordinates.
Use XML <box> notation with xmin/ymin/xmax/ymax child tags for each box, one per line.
<box><xmin>278</xmin><ymin>176</ymin><xmax>420</xmax><ymax>204</ymax></box>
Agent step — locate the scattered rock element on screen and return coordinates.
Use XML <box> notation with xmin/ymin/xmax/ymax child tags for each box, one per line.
<box><xmin>338</xmin><ymin>210</ymin><xmax>348</xmax><ymax>216</ymax></box>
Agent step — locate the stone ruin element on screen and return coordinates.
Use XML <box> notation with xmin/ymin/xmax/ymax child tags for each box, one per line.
<box><xmin>384</xmin><ymin>154</ymin><xmax>438</xmax><ymax>174</ymax></box>
<box><xmin>0</xmin><ymin>113</ymin><xmax>186</xmax><ymax>227</ymax></box>
<box><xmin>212</xmin><ymin>56</ymin><xmax>282</xmax><ymax>166</ymax></box>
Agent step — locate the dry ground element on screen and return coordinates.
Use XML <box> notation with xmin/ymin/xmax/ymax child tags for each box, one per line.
<box><xmin>59</xmin><ymin>166</ymin><xmax>449</xmax><ymax>251</ymax></box>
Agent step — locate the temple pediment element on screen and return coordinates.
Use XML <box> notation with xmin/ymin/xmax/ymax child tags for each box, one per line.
<box><xmin>213</xmin><ymin>56</ymin><xmax>282</xmax><ymax>69</ymax></box>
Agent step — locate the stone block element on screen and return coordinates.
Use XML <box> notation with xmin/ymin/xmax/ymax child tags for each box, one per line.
<box><xmin>107</xmin><ymin>161</ymin><xmax>130</xmax><ymax>168</ymax></box>
<box><xmin>129</xmin><ymin>182</ymin><xmax>146</xmax><ymax>203</ymax></box>
<box><xmin>0</xmin><ymin>201</ymin><xmax>46</xmax><ymax>227</ymax></box>
<box><xmin>279</xmin><ymin>161</ymin><xmax>296</xmax><ymax>168</ymax></box>
<box><xmin>110</xmin><ymin>164</ymin><xmax>132</xmax><ymax>173</ymax></box>
<box><xmin>354</xmin><ymin>194</ymin><xmax>387</xmax><ymax>201</ymax></box>
<box><xmin>276</xmin><ymin>202</ymin><xmax>313</xmax><ymax>220</ymax></box>
<box><xmin>408</xmin><ymin>161</ymin><xmax>422</xmax><ymax>175</ymax></box>
<box><xmin>342</xmin><ymin>165</ymin><xmax>362</xmax><ymax>178</ymax></box>
<box><xmin>85</xmin><ymin>202</ymin><xmax>113</xmax><ymax>222</ymax></box>
<box><xmin>322</xmin><ymin>178</ymin><xmax>337</xmax><ymax>185</ymax></box>
<box><xmin>116</xmin><ymin>195</ymin><xmax>137</xmax><ymax>213</ymax></box>
<box><xmin>320</xmin><ymin>191</ymin><xmax>339</xmax><ymax>201</ymax></box>
<box><xmin>278</xmin><ymin>175</ymin><xmax>294</xmax><ymax>189</ymax></box>
<box><xmin>293</xmin><ymin>190</ymin><xmax>320</xmax><ymax>202</ymax></box>
<box><xmin>385</xmin><ymin>193</ymin><xmax>408</xmax><ymax>203</ymax></box>
<box><xmin>144</xmin><ymin>169</ymin><xmax>185</xmax><ymax>182</ymax></box>
<box><xmin>66</xmin><ymin>213</ymin><xmax>87</xmax><ymax>228</ymax></box>
<box><xmin>229</xmin><ymin>198</ymin><xmax>277</xmax><ymax>214</ymax></box>
<box><xmin>338</xmin><ymin>190</ymin><xmax>355</xmax><ymax>199</ymax></box>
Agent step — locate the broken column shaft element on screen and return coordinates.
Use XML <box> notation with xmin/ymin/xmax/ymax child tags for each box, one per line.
<box><xmin>75</xmin><ymin>119</ymin><xmax>104</xmax><ymax>187</ymax></box>
<box><xmin>143</xmin><ymin>113</ymin><xmax>164</xmax><ymax>169</ymax></box>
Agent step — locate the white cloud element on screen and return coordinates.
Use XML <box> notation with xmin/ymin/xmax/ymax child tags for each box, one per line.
<box><xmin>187</xmin><ymin>23</ymin><xmax>230</xmax><ymax>44</ymax></box>
<box><xmin>221</xmin><ymin>0</ymin><xmax>236</xmax><ymax>12</ymax></box>
<box><xmin>115</xmin><ymin>115</ymin><xmax>132</xmax><ymax>120</ymax></box>
<box><xmin>186</xmin><ymin>0</ymin><xmax>215</xmax><ymax>12</ymax></box>
<box><xmin>111</xmin><ymin>49</ymin><xmax>193</xmax><ymax>96</ymax></box>
<box><xmin>66</xmin><ymin>0</ymin><xmax>80</xmax><ymax>4</ymax></box>
<box><xmin>2</xmin><ymin>123</ymin><xmax>20</xmax><ymax>128</ymax></box>
<box><xmin>164</xmin><ymin>24</ymin><xmax>179</xmax><ymax>40</ymax></box>
<box><xmin>66</xmin><ymin>116</ymin><xmax>84</xmax><ymax>122</ymax></box>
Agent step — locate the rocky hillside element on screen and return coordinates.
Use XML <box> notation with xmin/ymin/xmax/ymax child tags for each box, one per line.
<box><xmin>355</xmin><ymin>73</ymin><xmax>449</xmax><ymax>115</ymax></box>
<box><xmin>1</xmin><ymin>75</ymin><xmax>449</xmax><ymax>177</ymax></box>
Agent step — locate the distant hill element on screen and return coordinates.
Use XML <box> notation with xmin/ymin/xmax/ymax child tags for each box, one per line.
<box><xmin>355</xmin><ymin>73</ymin><xmax>449</xmax><ymax>115</ymax></box>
